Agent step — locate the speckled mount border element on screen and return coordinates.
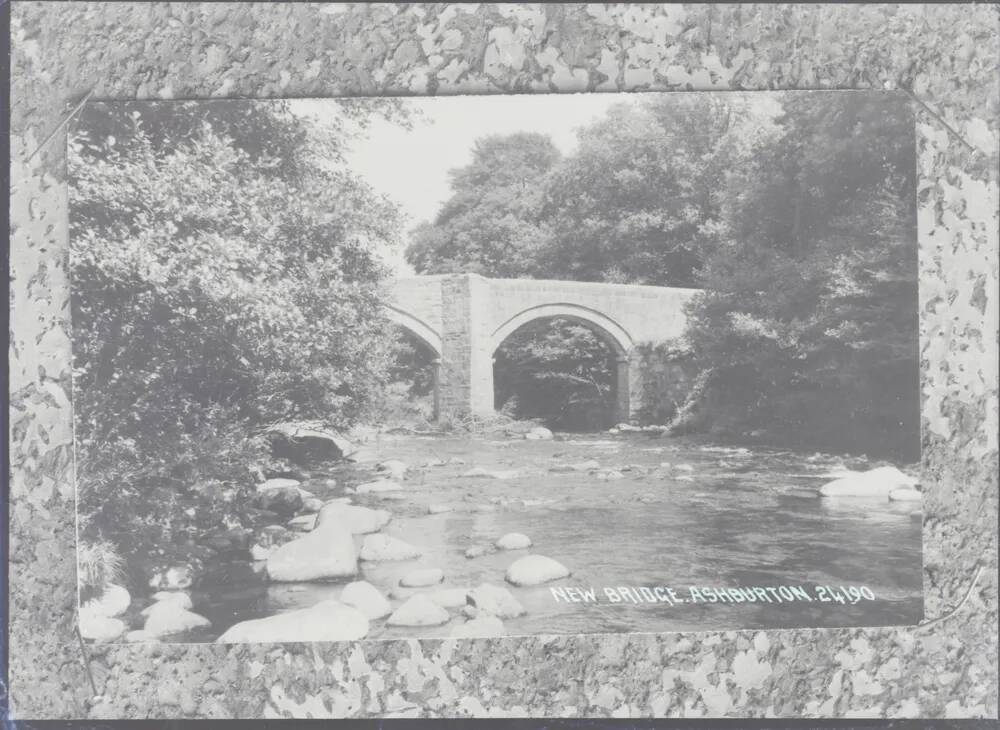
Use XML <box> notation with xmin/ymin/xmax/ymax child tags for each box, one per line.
<box><xmin>7</xmin><ymin>2</ymin><xmax>998</xmax><ymax>720</ymax></box>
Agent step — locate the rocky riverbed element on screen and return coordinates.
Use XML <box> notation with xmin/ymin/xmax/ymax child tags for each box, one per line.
<box><xmin>80</xmin><ymin>428</ymin><xmax>924</xmax><ymax>643</ymax></box>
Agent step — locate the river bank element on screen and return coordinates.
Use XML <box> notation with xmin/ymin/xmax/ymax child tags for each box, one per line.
<box><xmin>79</xmin><ymin>426</ymin><xmax>924</xmax><ymax>643</ymax></box>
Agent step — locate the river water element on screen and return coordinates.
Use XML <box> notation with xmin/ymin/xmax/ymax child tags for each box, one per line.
<box><xmin>189</xmin><ymin>432</ymin><xmax>923</xmax><ymax>641</ymax></box>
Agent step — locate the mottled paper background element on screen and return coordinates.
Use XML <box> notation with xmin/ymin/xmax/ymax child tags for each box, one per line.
<box><xmin>8</xmin><ymin>2</ymin><xmax>998</xmax><ymax>719</ymax></box>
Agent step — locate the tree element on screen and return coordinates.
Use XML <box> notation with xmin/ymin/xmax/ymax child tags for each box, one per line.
<box><xmin>405</xmin><ymin>132</ymin><xmax>560</xmax><ymax>277</ymax></box>
<box><xmin>683</xmin><ymin>91</ymin><xmax>919</xmax><ymax>459</ymax></box>
<box><xmin>69</xmin><ymin>100</ymin><xmax>407</xmax><ymax>560</ymax></box>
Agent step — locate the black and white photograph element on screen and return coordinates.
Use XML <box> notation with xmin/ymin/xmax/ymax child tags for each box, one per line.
<box><xmin>69</xmin><ymin>90</ymin><xmax>923</xmax><ymax>645</ymax></box>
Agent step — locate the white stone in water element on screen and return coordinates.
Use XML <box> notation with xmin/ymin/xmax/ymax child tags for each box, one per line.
<box><xmin>386</xmin><ymin>594</ymin><xmax>451</xmax><ymax>627</ymax></box>
<box><xmin>675</xmin><ymin>464</ymin><xmax>695</xmax><ymax>472</ymax></box>
<box><xmin>315</xmin><ymin>503</ymin><xmax>391</xmax><ymax>534</ymax></box>
<box><xmin>505</xmin><ymin>555</ymin><xmax>571</xmax><ymax>587</ymax></box>
<box><xmin>143</xmin><ymin>601</ymin><xmax>211</xmax><ymax>638</ymax></box>
<box><xmin>400</xmin><ymin>568</ymin><xmax>445</xmax><ymax>587</ymax></box>
<box><xmin>258</xmin><ymin>477</ymin><xmax>301</xmax><ymax>491</ymax></box>
<box><xmin>124</xmin><ymin>630</ymin><xmax>159</xmax><ymax>643</ymax></box>
<box><xmin>819</xmin><ymin>466</ymin><xmax>917</xmax><ymax>498</ymax></box>
<box><xmin>676</xmin><ymin>475</ymin><xmax>694</xmax><ymax>482</ymax></box>
<box><xmin>355</xmin><ymin>478</ymin><xmax>403</xmax><ymax>494</ymax></box>
<box><xmin>250</xmin><ymin>544</ymin><xmax>271</xmax><ymax>561</ymax></box>
<box><xmin>467</xmin><ymin>583</ymin><xmax>526</xmax><ymax>618</ymax></box>
<box><xmin>449</xmin><ymin>615</ymin><xmax>506</xmax><ymax>638</ymax></box>
<box><xmin>427</xmin><ymin>503</ymin><xmax>456</xmax><ymax>514</ymax></box>
<box><xmin>359</xmin><ymin>534</ymin><xmax>422</xmax><ymax>562</ymax></box>
<box><xmin>447</xmin><ymin>457</ymin><xmax>467</xmax><ymax>465</ymax></box>
<box><xmin>495</xmin><ymin>532</ymin><xmax>532</xmax><ymax>551</ymax></box>
<box><xmin>340</xmin><ymin>581</ymin><xmax>393</xmax><ymax>619</ymax></box>
<box><xmin>83</xmin><ymin>583</ymin><xmax>131</xmax><ymax>618</ymax></box>
<box><xmin>79</xmin><ymin>607</ymin><xmax>126</xmax><ymax>643</ymax></box>
<box><xmin>463</xmin><ymin>467</ymin><xmax>519</xmax><ymax>480</ymax></box>
<box><xmin>216</xmin><ymin>599</ymin><xmax>368</xmax><ymax>643</ymax></box>
<box><xmin>266</xmin><ymin>518</ymin><xmax>357</xmax><ymax>582</ymax></box>
<box><xmin>524</xmin><ymin>426</ymin><xmax>553</xmax><ymax>440</ymax></box>
<box><xmin>888</xmin><ymin>487</ymin><xmax>923</xmax><ymax>502</ymax></box>
<box><xmin>300</xmin><ymin>497</ymin><xmax>324</xmax><ymax>514</ymax></box>
<box><xmin>596</xmin><ymin>470</ymin><xmax>625</xmax><ymax>481</ymax></box>
<box><xmin>428</xmin><ymin>587</ymin><xmax>471</xmax><ymax>609</ymax></box>
<box><xmin>376</xmin><ymin>459</ymin><xmax>408</xmax><ymax>479</ymax></box>
<box><xmin>464</xmin><ymin>545</ymin><xmax>491</xmax><ymax>559</ymax></box>
<box><xmin>143</xmin><ymin>591</ymin><xmax>193</xmax><ymax>614</ymax></box>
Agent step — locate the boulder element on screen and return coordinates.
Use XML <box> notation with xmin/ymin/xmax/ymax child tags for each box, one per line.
<box><xmin>467</xmin><ymin>583</ymin><xmax>525</xmax><ymax>619</ymax></box>
<box><xmin>266</xmin><ymin>423</ymin><xmax>356</xmax><ymax>464</ymax></box>
<box><xmin>266</xmin><ymin>519</ymin><xmax>357</xmax><ymax>582</ymax></box>
<box><xmin>355</xmin><ymin>479</ymin><xmax>404</xmax><ymax>494</ymax></box>
<box><xmin>300</xmin><ymin>497</ymin><xmax>325</xmax><ymax>514</ymax></box>
<box><xmin>495</xmin><ymin>533</ymin><xmax>532</xmax><ymax>551</ymax></box>
<box><xmin>124</xmin><ymin>630</ymin><xmax>159</xmax><ymax>643</ymax></box>
<box><xmin>422</xmin><ymin>458</ymin><xmax>448</xmax><ymax>468</ymax></box>
<box><xmin>428</xmin><ymin>587</ymin><xmax>471</xmax><ymax>609</ymax></box>
<box><xmin>256</xmin><ymin>486</ymin><xmax>303</xmax><ymax>517</ymax></box>
<box><xmin>464</xmin><ymin>545</ymin><xmax>492</xmax><ymax>559</ymax></box>
<box><xmin>888</xmin><ymin>487</ymin><xmax>923</xmax><ymax>502</ymax></box>
<box><xmin>143</xmin><ymin>601</ymin><xmax>211</xmax><ymax>638</ymax></box>
<box><xmin>819</xmin><ymin>466</ymin><xmax>918</xmax><ymax>498</ymax></box>
<box><xmin>79</xmin><ymin>607</ymin><xmax>126</xmax><ymax>643</ymax></box>
<box><xmin>505</xmin><ymin>555</ymin><xmax>571</xmax><ymax>587</ymax></box>
<box><xmin>596</xmin><ymin>470</ymin><xmax>625</xmax><ymax>481</ymax></box>
<box><xmin>400</xmin><ymin>568</ymin><xmax>445</xmax><ymax>588</ymax></box>
<box><xmin>524</xmin><ymin>426</ymin><xmax>553</xmax><ymax>440</ymax></box>
<box><xmin>376</xmin><ymin>460</ymin><xmax>408</xmax><ymax>480</ymax></box>
<box><xmin>463</xmin><ymin>467</ymin><xmax>519</xmax><ymax>480</ymax></box>
<box><xmin>250</xmin><ymin>544</ymin><xmax>271</xmax><ymax>561</ymax></box>
<box><xmin>315</xmin><ymin>503</ymin><xmax>391</xmax><ymax>534</ymax></box>
<box><xmin>287</xmin><ymin>514</ymin><xmax>317</xmax><ymax>532</ymax></box>
<box><xmin>144</xmin><ymin>591</ymin><xmax>193</xmax><ymax>613</ymax></box>
<box><xmin>386</xmin><ymin>594</ymin><xmax>451</xmax><ymax>627</ymax></box>
<box><xmin>359</xmin><ymin>534</ymin><xmax>422</xmax><ymax>562</ymax></box>
<box><xmin>216</xmin><ymin>599</ymin><xmax>368</xmax><ymax>643</ymax></box>
<box><xmin>340</xmin><ymin>581</ymin><xmax>393</xmax><ymax>619</ymax></box>
<box><xmin>83</xmin><ymin>584</ymin><xmax>131</xmax><ymax>618</ymax></box>
<box><xmin>449</xmin><ymin>615</ymin><xmax>506</xmax><ymax>638</ymax></box>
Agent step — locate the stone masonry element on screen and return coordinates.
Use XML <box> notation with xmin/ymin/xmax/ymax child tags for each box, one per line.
<box><xmin>386</xmin><ymin>273</ymin><xmax>700</xmax><ymax>421</ymax></box>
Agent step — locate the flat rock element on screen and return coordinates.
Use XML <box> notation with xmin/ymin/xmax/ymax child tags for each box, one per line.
<box><xmin>449</xmin><ymin>615</ymin><xmax>506</xmax><ymax>638</ymax></box>
<box><xmin>216</xmin><ymin>599</ymin><xmax>368</xmax><ymax>643</ymax></box>
<box><xmin>386</xmin><ymin>594</ymin><xmax>451</xmax><ymax>627</ymax></box>
<box><xmin>888</xmin><ymin>487</ymin><xmax>923</xmax><ymax>502</ymax></box>
<box><xmin>428</xmin><ymin>503</ymin><xmax>457</xmax><ymax>514</ymax></box>
<box><xmin>266</xmin><ymin>519</ymin><xmax>357</xmax><ymax>581</ymax></box>
<box><xmin>524</xmin><ymin>426</ymin><xmax>553</xmax><ymax>440</ymax></box>
<box><xmin>820</xmin><ymin>466</ymin><xmax>918</xmax><ymax>498</ymax></box>
<box><xmin>258</xmin><ymin>477</ymin><xmax>301</xmax><ymax>490</ymax></box>
<box><xmin>143</xmin><ymin>601</ymin><xmax>211</xmax><ymax>638</ymax></box>
<box><xmin>250</xmin><ymin>544</ymin><xmax>271</xmax><ymax>561</ymax></box>
<box><xmin>400</xmin><ymin>568</ymin><xmax>445</xmax><ymax>588</ymax></box>
<box><xmin>340</xmin><ymin>581</ymin><xmax>393</xmax><ymax>619</ymax></box>
<box><xmin>300</xmin><ymin>497</ymin><xmax>325</xmax><ymax>514</ymax></box>
<box><xmin>315</xmin><ymin>503</ymin><xmax>391</xmax><ymax>534</ymax></box>
<box><xmin>124</xmin><ymin>630</ymin><xmax>160</xmax><ymax>643</ymax></box>
<box><xmin>79</xmin><ymin>611</ymin><xmax>126</xmax><ymax>643</ymax></box>
<box><xmin>505</xmin><ymin>555</ymin><xmax>571</xmax><ymax>587</ymax></box>
<box><xmin>596</xmin><ymin>470</ymin><xmax>625</xmax><ymax>481</ymax></box>
<box><xmin>428</xmin><ymin>587</ymin><xmax>471</xmax><ymax>608</ymax></box>
<box><xmin>287</xmin><ymin>514</ymin><xmax>317</xmax><ymax>532</ymax></box>
<box><xmin>142</xmin><ymin>591</ymin><xmax>193</xmax><ymax>614</ymax></box>
<box><xmin>495</xmin><ymin>532</ymin><xmax>532</xmax><ymax>551</ymax></box>
<box><xmin>376</xmin><ymin>460</ymin><xmax>408</xmax><ymax>479</ymax></box>
<box><xmin>265</xmin><ymin>423</ymin><xmax>356</xmax><ymax>464</ymax></box>
<box><xmin>467</xmin><ymin>583</ymin><xmax>525</xmax><ymax>619</ymax></box>
<box><xmin>359</xmin><ymin>534</ymin><xmax>422</xmax><ymax>562</ymax></box>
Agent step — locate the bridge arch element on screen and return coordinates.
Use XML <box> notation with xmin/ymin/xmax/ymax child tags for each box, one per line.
<box><xmin>489</xmin><ymin>303</ymin><xmax>634</xmax><ymax>357</ymax></box>
<box><xmin>383</xmin><ymin>305</ymin><xmax>442</xmax><ymax>420</ymax></box>
<box><xmin>384</xmin><ymin>305</ymin><xmax>443</xmax><ymax>358</ymax></box>
<box><xmin>489</xmin><ymin>303</ymin><xmax>634</xmax><ymax>424</ymax></box>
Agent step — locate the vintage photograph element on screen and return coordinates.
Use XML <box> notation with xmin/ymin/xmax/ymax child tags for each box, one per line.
<box><xmin>69</xmin><ymin>91</ymin><xmax>923</xmax><ymax>644</ymax></box>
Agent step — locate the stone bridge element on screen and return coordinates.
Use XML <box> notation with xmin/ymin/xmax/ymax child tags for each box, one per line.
<box><xmin>384</xmin><ymin>273</ymin><xmax>700</xmax><ymax>422</ymax></box>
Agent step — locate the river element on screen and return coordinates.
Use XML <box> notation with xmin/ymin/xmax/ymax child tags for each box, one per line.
<box><xmin>187</xmin><ymin>431</ymin><xmax>924</xmax><ymax>641</ymax></box>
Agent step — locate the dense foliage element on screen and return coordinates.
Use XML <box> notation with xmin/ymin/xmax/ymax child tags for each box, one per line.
<box><xmin>405</xmin><ymin>92</ymin><xmax>919</xmax><ymax>457</ymax></box>
<box><xmin>494</xmin><ymin>318</ymin><xmax>616</xmax><ymax>431</ymax></box>
<box><xmin>70</xmin><ymin>100</ymin><xmax>405</xmax><ymax>565</ymax></box>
